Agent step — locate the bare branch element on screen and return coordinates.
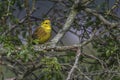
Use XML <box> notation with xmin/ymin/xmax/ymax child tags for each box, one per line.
<box><xmin>84</xmin><ymin>8</ymin><xmax>120</xmax><ymax>27</ymax></box>
<box><xmin>1</xmin><ymin>17</ymin><xmax>27</xmax><ymax>36</ymax></box>
<box><xmin>33</xmin><ymin>27</ymin><xmax>96</xmax><ymax>52</ymax></box>
<box><xmin>83</xmin><ymin>53</ymin><xmax>107</xmax><ymax>69</ymax></box>
<box><xmin>106</xmin><ymin>0</ymin><xmax>120</xmax><ymax>15</ymax></box>
<box><xmin>50</xmin><ymin>0</ymin><xmax>80</xmax><ymax>46</ymax></box>
<box><xmin>66</xmin><ymin>48</ymin><xmax>81</xmax><ymax>80</ymax></box>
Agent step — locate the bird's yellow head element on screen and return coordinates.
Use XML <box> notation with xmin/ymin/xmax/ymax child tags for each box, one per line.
<box><xmin>41</xmin><ymin>19</ymin><xmax>51</xmax><ymax>32</ymax></box>
<box><xmin>42</xmin><ymin>19</ymin><xmax>51</xmax><ymax>24</ymax></box>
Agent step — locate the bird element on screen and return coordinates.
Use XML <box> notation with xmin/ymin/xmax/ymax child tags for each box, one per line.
<box><xmin>32</xmin><ymin>19</ymin><xmax>52</xmax><ymax>44</ymax></box>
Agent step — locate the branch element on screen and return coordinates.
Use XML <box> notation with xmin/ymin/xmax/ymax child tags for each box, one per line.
<box><xmin>83</xmin><ymin>53</ymin><xmax>107</xmax><ymax>69</ymax></box>
<box><xmin>84</xmin><ymin>8</ymin><xmax>120</xmax><ymax>27</ymax></box>
<box><xmin>24</xmin><ymin>0</ymin><xmax>36</xmax><ymax>44</ymax></box>
<box><xmin>106</xmin><ymin>0</ymin><xmax>120</xmax><ymax>15</ymax></box>
<box><xmin>33</xmin><ymin>27</ymin><xmax>96</xmax><ymax>52</ymax></box>
<box><xmin>0</xmin><ymin>27</ymin><xmax>96</xmax><ymax>56</ymax></box>
<box><xmin>1</xmin><ymin>17</ymin><xmax>27</xmax><ymax>36</ymax></box>
<box><xmin>84</xmin><ymin>70</ymin><xmax>120</xmax><ymax>76</ymax></box>
<box><xmin>1</xmin><ymin>1</ymin><xmax>36</xmax><ymax>36</ymax></box>
<box><xmin>50</xmin><ymin>0</ymin><xmax>80</xmax><ymax>46</ymax></box>
<box><xmin>66</xmin><ymin>48</ymin><xmax>81</xmax><ymax>80</ymax></box>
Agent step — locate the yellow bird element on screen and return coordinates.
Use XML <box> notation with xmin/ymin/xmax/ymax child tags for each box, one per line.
<box><xmin>32</xmin><ymin>19</ymin><xmax>52</xmax><ymax>44</ymax></box>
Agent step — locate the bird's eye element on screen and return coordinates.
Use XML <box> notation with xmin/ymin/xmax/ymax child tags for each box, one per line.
<box><xmin>45</xmin><ymin>22</ymin><xmax>48</xmax><ymax>24</ymax></box>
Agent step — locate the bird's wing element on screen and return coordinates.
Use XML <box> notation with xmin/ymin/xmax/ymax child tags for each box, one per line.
<box><xmin>32</xmin><ymin>27</ymin><xmax>47</xmax><ymax>40</ymax></box>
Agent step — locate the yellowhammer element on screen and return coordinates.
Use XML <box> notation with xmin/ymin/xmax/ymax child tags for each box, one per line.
<box><xmin>32</xmin><ymin>19</ymin><xmax>52</xmax><ymax>44</ymax></box>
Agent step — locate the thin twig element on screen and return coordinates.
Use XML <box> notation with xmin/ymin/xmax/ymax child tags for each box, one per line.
<box><xmin>106</xmin><ymin>0</ymin><xmax>120</xmax><ymax>15</ymax></box>
<box><xmin>1</xmin><ymin>17</ymin><xmax>27</xmax><ymax>36</ymax></box>
<box><xmin>24</xmin><ymin>0</ymin><xmax>32</xmax><ymax>44</ymax></box>
<box><xmin>83</xmin><ymin>53</ymin><xmax>107</xmax><ymax>69</ymax></box>
<box><xmin>84</xmin><ymin>8</ymin><xmax>120</xmax><ymax>27</ymax></box>
<box><xmin>66</xmin><ymin>48</ymin><xmax>81</xmax><ymax>80</ymax></box>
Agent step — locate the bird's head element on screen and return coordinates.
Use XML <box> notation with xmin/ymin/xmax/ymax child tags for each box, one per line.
<box><xmin>41</xmin><ymin>19</ymin><xmax>51</xmax><ymax>30</ymax></box>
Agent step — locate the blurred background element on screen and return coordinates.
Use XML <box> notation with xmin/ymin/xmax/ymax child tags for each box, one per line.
<box><xmin>0</xmin><ymin>0</ymin><xmax>120</xmax><ymax>80</ymax></box>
